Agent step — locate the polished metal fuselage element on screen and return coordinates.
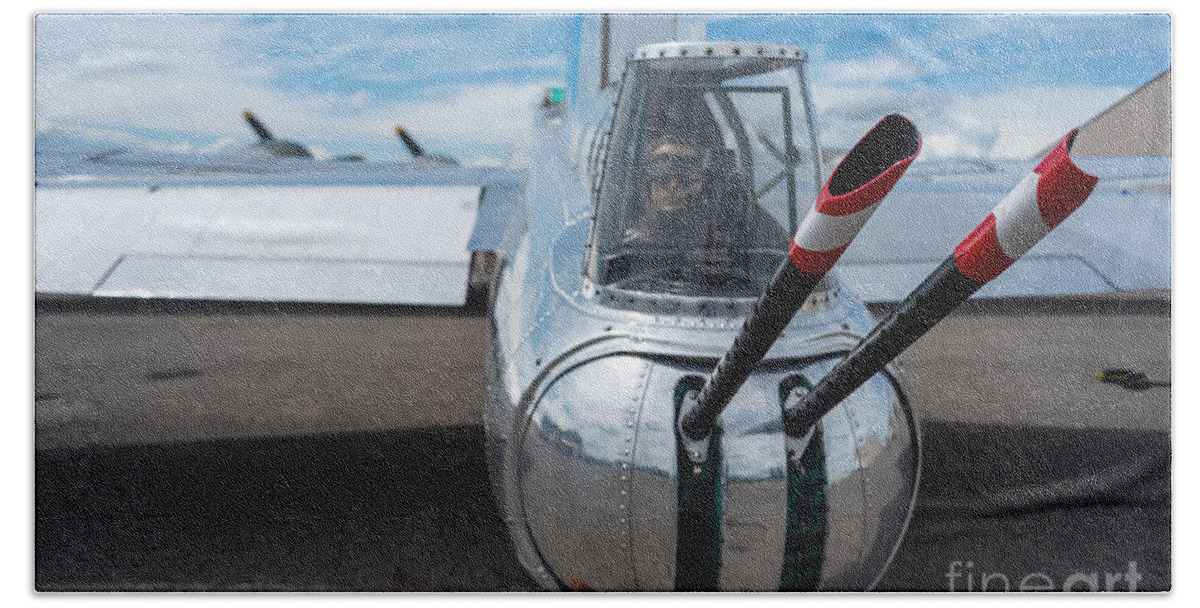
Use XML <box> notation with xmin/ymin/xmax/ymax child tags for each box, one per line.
<box><xmin>483</xmin><ymin>87</ymin><xmax>920</xmax><ymax>591</ymax></box>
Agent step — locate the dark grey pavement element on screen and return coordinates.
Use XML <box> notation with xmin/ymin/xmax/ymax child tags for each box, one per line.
<box><xmin>34</xmin><ymin>292</ymin><xmax>1170</xmax><ymax>591</ymax></box>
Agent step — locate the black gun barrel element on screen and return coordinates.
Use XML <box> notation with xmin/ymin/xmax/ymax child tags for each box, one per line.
<box><xmin>678</xmin><ymin>114</ymin><xmax>921</xmax><ymax>443</ymax></box>
<box><xmin>783</xmin><ymin>130</ymin><xmax>1099</xmax><ymax>439</ymax></box>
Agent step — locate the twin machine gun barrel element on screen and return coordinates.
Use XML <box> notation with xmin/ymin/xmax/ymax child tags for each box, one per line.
<box><xmin>678</xmin><ymin>119</ymin><xmax>1100</xmax><ymax>465</ymax></box>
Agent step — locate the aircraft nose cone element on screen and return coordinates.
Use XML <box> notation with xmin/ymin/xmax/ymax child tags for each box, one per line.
<box><xmin>505</xmin><ymin>353</ymin><xmax>918</xmax><ymax>591</ymax></box>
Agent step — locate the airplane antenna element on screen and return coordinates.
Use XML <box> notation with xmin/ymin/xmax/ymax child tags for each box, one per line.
<box><xmin>782</xmin><ymin>131</ymin><xmax>1098</xmax><ymax>440</ymax></box>
<box><xmin>677</xmin><ymin>115</ymin><xmax>921</xmax><ymax>464</ymax></box>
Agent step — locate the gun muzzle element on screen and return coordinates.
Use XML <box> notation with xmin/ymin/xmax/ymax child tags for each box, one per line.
<box><xmin>243</xmin><ymin>111</ymin><xmax>274</xmax><ymax>142</ymax></box>
<box><xmin>395</xmin><ymin>125</ymin><xmax>426</xmax><ymax>158</ymax></box>
<box><xmin>677</xmin><ymin>115</ymin><xmax>921</xmax><ymax>454</ymax></box>
<box><xmin>783</xmin><ymin>130</ymin><xmax>1099</xmax><ymax>439</ymax></box>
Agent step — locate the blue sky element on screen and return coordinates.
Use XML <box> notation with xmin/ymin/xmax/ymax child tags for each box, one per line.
<box><xmin>34</xmin><ymin>13</ymin><xmax>1170</xmax><ymax>165</ymax></box>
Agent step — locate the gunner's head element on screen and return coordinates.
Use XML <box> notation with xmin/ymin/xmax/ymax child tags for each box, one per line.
<box><xmin>646</xmin><ymin>138</ymin><xmax>706</xmax><ymax>212</ymax></box>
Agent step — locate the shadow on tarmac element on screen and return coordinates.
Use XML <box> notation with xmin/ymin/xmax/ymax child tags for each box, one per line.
<box><xmin>36</xmin><ymin>422</ymin><xmax>1169</xmax><ymax>592</ymax></box>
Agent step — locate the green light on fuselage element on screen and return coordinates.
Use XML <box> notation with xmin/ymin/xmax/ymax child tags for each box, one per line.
<box><xmin>550</xmin><ymin>87</ymin><xmax>565</xmax><ymax>104</ymax></box>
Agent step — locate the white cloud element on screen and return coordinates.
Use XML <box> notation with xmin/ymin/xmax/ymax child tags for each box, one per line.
<box><xmin>871</xmin><ymin>19</ymin><xmax>951</xmax><ymax>76</ymax></box>
<box><xmin>817</xmin><ymin>54</ymin><xmax>924</xmax><ymax>85</ymax></box>
<box><xmin>355</xmin><ymin>53</ymin><xmax>565</xmax><ymax>87</ymax></box>
<box><xmin>37</xmin><ymin>122</ymin><xmax>202</xmax><ymax>155</ymax></box>
<box><xmin>196</xmin><ymin>137</ymin><xmax>240</xmax><ymax>155</ymax></box>
<box><xmin>811</xmin><ymin>81</ymin><xmax>1132</xmax><ymax>159</ymax></box>
<box><xmin>34</xmin><ymin>14</ymin><xmax>561</xmax><ymax>164</ymax></box>
<box><xmin>964</xmin><ymin>85</ymin><xmax>1132</xmax><ymax>158</ymax></box>
<box><xmin>467</xmin><ymin>156</ymin><xmax>505</xmax><ymax>169</ymax></box>
<box><xmin>35</xmin><ymin>14</ymin><xmax>1146</xmax><ymax>165</ymax></box>
<box><xmin>375</xmin><ymin>82</ymin><xmax>548</xmax><ymax>141</ymax></box>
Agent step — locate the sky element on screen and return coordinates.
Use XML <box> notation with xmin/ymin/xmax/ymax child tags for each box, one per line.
<box><xmin>33</xmin><ymin>13</ymin><xmax>1171</xmax><ymax>166</ymax></box>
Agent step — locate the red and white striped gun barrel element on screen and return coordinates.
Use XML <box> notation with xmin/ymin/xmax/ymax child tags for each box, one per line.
<box><xmin>783</xmin><ymin>130</ymin><xmax>1100</xmax><ymax>439</ymax></box>
<box><xmin>788</xmin><ymin>119</ymin><xmax>923</xmax><ymax>275</ymax></box>
<box><xmin>678</xmin><ymin>115</ymin><xmax>921</xmax><ymax>458</ymax></box>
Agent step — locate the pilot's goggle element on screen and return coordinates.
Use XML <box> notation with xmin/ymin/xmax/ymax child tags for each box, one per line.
<box><xmin>647</xmin><ymin>153</ymin><xmax>703</xmax><ymax>184</ymax></box>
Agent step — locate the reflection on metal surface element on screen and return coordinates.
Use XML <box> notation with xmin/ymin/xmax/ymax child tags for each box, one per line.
<box><xmin>490</xmin><ymin>332</ymin><xmax>918</xmax><ymax>589</ymax></box>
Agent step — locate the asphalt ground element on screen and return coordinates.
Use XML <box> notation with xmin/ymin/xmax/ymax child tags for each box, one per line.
<box><xmin>33</xmin><ymin>291</ymin><xmax>1171</xmax><ymax>592</ymax></box>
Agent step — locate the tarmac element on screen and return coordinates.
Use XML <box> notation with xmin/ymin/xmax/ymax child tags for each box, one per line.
<box><xmin>33</xmin><ymin>290</ymin><xmax>1171</xmax><ymax>591</ymax></box>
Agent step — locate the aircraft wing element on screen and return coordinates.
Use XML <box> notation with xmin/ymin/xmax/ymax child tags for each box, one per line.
<box><xmin>833</xmin><ymin>156</ymin><xmax>1170</xmax><ymax>303</ymax></box>
<box><xmin>35</xmin><ymin>164</ymin><xmax>525</xmax><ymax>307</ymax></box>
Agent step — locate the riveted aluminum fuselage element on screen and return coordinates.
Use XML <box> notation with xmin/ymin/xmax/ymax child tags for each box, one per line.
<box><xmin>484</xmin><ymin>48</ymin><xmax>920</xmax><ymax>591</ymax></box>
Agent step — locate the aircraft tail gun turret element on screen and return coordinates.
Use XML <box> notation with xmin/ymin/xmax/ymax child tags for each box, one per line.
<box><xmin>677</xmin><ymin>114</ymin><xmax>922</xmax><ymax>467</ymax></box>
<box><xmin>781</xmin><ymin>130</ymin><xmax>1099</xmax><ymax>441</ymax></box>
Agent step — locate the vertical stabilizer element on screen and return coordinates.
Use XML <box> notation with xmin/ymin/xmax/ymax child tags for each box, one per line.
<box><xmin>573</xmin><ymin>14</ymin><xmax>706</xmax><ymax>102</ymax></box>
